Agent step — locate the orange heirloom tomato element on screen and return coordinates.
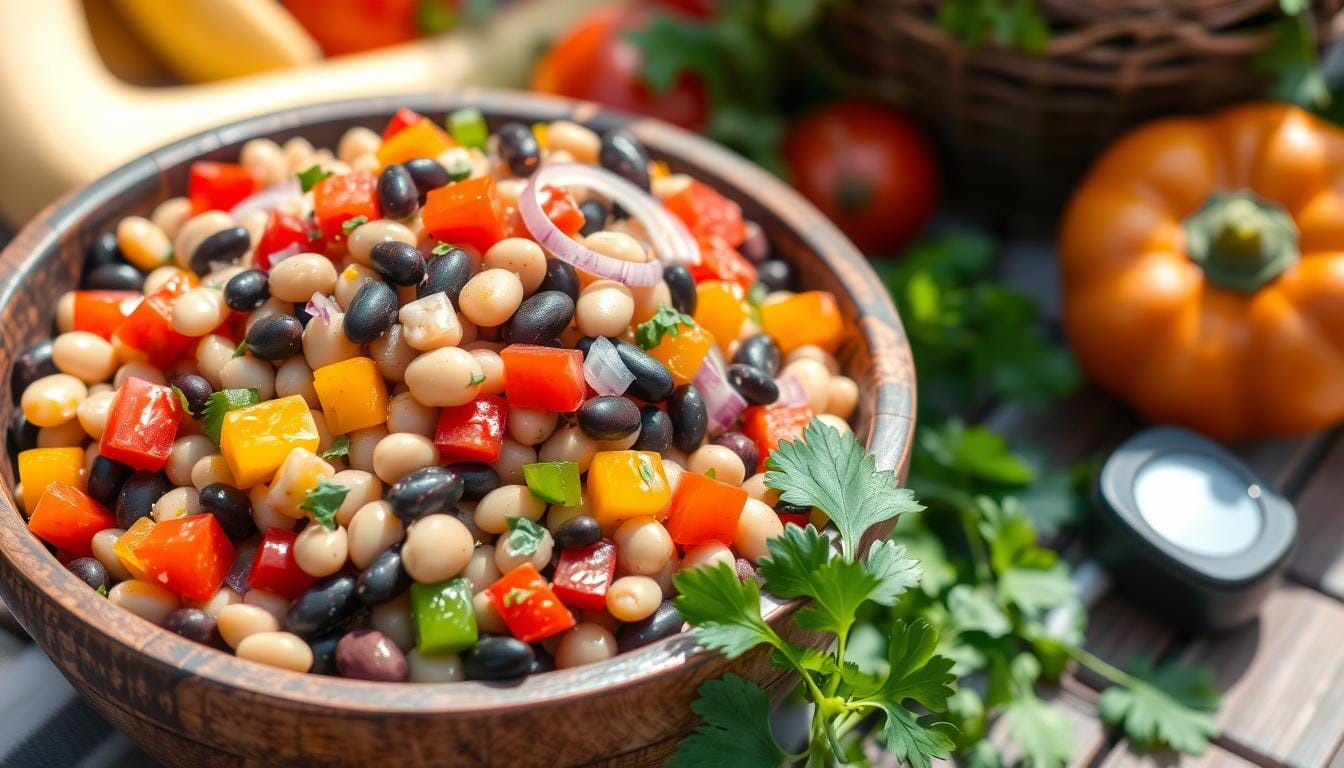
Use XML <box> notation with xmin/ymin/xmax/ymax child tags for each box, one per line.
<box><xmin>1060</xmin><ymin>103</ymin><xmax>1344</xmax><ymax>440</ymax></box>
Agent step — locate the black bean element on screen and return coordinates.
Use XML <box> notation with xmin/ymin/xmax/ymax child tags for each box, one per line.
<box><xmin>191</xmin><ymin>226</ymin><xmax>251</xmax><ymax>275</ymax></box>
<box><xmin>285</xmin><ymin>574</ymin><xmax>361</xmax><ymax>639</ymax></box>
<box><xmin>7</xmin><ymin>411</ymin><xmax>36</xmax><ymax>455</ymax></box>
<box><xmin>405</xmin><ymin>157</ymin><xmax>450</xmax><ymax>204</ymax></box>
<box><xmin>451</xmin><ymin>462</ymin><xmax>499</xmax><ymax>501</ymax></box>
<box><xmin>756</xmin><ymin>259</ymin><xmax>793</xmax><ymax>292</ymax></box>
<box><xmin>538</xmin><ymin>259</ymin><xmax>580</xmax><ymax>302</ymax></box>
<box><xmin>344</xmin><ymin>280</ymin><xmax>398</xmax><ymax>344</ymax></box>
<box><xmin>732</xmin><ymin>334</ymin><xmax>781</xmax><ymax>378</ymax></box>
<box><xmin>727</xmin><ymin>363</ymin><xmax>779</xmax><ymax>405</ymax></box>
<box><xmin>420</xmin><ymin>247</ymin><xmax>474</xmax><ymax>302</ymax></box>
<box><xmin>356</xmin><ymin>543</ymin><xmax>412</xmax><ymax>606</ymax></box>
<box><xmin>631</xmin><ymin>406</ymin><xmax>673</xmax><ymax>454</ymax></box>
<box><xmin>617</xmin><ymin>601</ymin><xmax>683</xmax><ymax>652</ymax></box>
<box><xmin>554</xmin><ymin>515</ymin><xmax>601</xmax><ymax>550</ymax></box>
<box><xmin>335</xmin><ymin>629</ymin><xmax>408</xmax><ymax>682</ymax></box>
<box><xmin>115</xmin><ymin>471</ymin><xmax>168</xmax><ymax>529</ymax></box>
<box><xmin>613</xmin><ymin>341</ymin><xmax>674</xmax><ymax>402</ymax></box>
<box><xmin>668</xmin><ymin>385</ymin><xmax>707</xmax><ymax>453</ymax></box>
<box><xmin>529</xmin><ymin>645</ymin><xmax>555</xmax><ymax>674</ymax></box>
<box><xmin>738</xmin><ymin>221</ymin><xmax>770</xmax><ymax>264</ymax></box>
<box><xmin>576</xmin><ymin>396</ymin><xmax>641</xmax><ymax>441</ymax></box>
<box><xmin>775</xmin><ymin>500</ymin><xmax>810</xmax><ymax>516</ymax></box>
<box><xmin>168</xmin><ymin>373</ymin><xmax>212</xmax><ymax>418</ymax></box>
<box><xmin>67</xmin><ymin>557</ymin><xmax>108</xmax><ymax>592</ymax></box>
<box><xmin>163</xmin><ymin>608</ymin><xmax>223</xmax><ymax>648</ymax></box>
<box><xmin>376</xmin><ymin>164</ymin><xmax>419</xmax><ymax>220</ymax></box>
<box><xmin>293</xmin><ymin>302</ymin><xmax>313</xmax><ymax>328</ymax></box>
<box><xmin>245</xmin><ymin>313</ymin><xmax>304</xmax><ymax>361</ymax></box>
<box><xmin>11</xmin><ymin>340</ymin><xmax>56</xmax><ymax>402</ymax></box>
<box><xmin>503</xmin><ymin>291</ymin><xmax>574</xmax><ymax>345</ymax></box>
<box><xmin>87</xmin><ymin>456</ymin><xmax>133</xmax><ymax>507</ymax></box>
<box><xmin>575</xmin><ymin>336</ymin><xmax>596</xmax><ymax>357</ymax></box>
<box><xmin>663</xmin><ymin>265</ymin><xmax>697</xmax><ymax>316</ymax></box>
<box><xmin>712</xmin><ymin>432</ymin><xmax>759</xmax><ymax>477</ymax></box>
<box><xmin>464</xmin><ymin>636</ymin><xmax>535</xmax><ymax>680</ymax></box>
<box><xmin>497</xmin><ymin>122</ymin><xmax>541</xmax><ymax>177</ymax></box>
<box><xmin>81</xmin><ymin>263</ymin><xmax>143</xmax><ymax>291</ymax></box>
<box><xmin>599</xmin><ymin>128</ymin><xmax>651</xmax><ymax>191</ymax></box>
<box><xmin>84</xmin><ymin>232</ymin><xmax>123</xmax><ymax>274</ymax></box>
<box><xmin>223</xmin><ymin>269</ymin><xmax>269</xmax><ymax>312</ymax></box>
<box><xmin>387</xmin><ymin>466</ymin><xmax>464</xmax><ymax>522</ymax></box>
<box><xmin>198</xmin><ymin>483</ymin><xmax>255</xmax><ymax>540</ymax></box>
<box><xmin>578</xmin><ymin>199</ymin><xmax>608</xmax><ymax>237</ymax></box>
<box><xmin>370</xmin><ymin>241</ymin><xmax>426</xmax><ymax>287</ymax></box>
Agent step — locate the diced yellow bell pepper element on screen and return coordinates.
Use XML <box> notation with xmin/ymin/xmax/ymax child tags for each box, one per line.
<box><xmin>588</xmin><ymin>451</ymin><xmax>671</xmax><ymax>526</ymax></box>
<box><xmin>267</xmin><ymin>447</ymin><xmax>335</xmax><ymax>518</ymax></box>
<box><xmin>18</xmin><ymin>447</ymin><xmax>85</xmax><ymax>516</ymax></box>
<box><xmin>220</xmin><ymin>395</ymin><xmax>319</xmax><ymax>488</ymax></box>
<box><xmin>113</xmin><ymin>517</ymin><xmax>156</xmax><ymax>581</ymax></box>
<box><xmin>648</xmin><ymin>325</ymin><xmax>714</xmax><ymax>386</ymax></box>
<box><xmin>759</xmin><ymin>291</ymin><xmax>844</xmax><ymax>354</ymax></box>
<box><xmin>377</xmin><ymin>119</ymin><xmax>455</xmax><ymax>167</ymax></box>
<box><xmin>693</xmin><ymin>281</ymin><xmax>749</xmax><ymax>352</ymax></box>
<box><xmin>312</xmin><ymin>357</ymin><xmax>388</xmax><ymax>435</ymax></box>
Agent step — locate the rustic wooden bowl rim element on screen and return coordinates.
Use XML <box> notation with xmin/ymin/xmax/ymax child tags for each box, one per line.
<box><xmin>0</xmin><ymin>91</ymin><xmax>914</xmax><ymax>716</ymax></box>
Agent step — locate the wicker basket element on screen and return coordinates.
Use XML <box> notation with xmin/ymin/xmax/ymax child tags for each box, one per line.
<box><xmin>826</xmin><ymin>0</ymin><xmax>1344</xmax><ymax>218</ymax></box>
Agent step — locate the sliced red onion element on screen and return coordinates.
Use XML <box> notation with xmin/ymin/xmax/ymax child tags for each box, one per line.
<box><xmin>225</xmin><ymin>545</ymin><xmax>256</xmax><ymax>595</ymax></box>
<box><xmin>693</xmin><ymin>356</ymin><xmax>748</xmax><ymax>436</ymax></box>
<box><xmin>305</xmin><ymin>292</ymin><xmax>340</xmax><ymax>326</ymax></box>
<box><xmin>229</xmin><ymin>179</ymin><xmax>301</xmax><ymax>223</ymax></box>
<box><xmin>584</xmin><ymin>336</ymin><xmax>635</xmax><ymax>396</ymax></box>
<box><xmin>520</xmin><ymin>163</ymin><xmax>698</xmax><ymax>286</ymax></box>
<box><xmin>775</xmin><ymin>375</ymin><xmax>808</xmax><ymax>408</ymax></box>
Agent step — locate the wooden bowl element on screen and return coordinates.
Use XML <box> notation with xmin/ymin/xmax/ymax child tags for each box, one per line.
<box><xmin>0</xmin><ymin>91</ymin><xmax>915</xmax><ymax>767</ymax></box>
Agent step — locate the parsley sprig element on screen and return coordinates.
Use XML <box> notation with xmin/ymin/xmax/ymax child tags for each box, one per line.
<box><xmin>634</xmin><ymin>304</ymin><xmax>696</xmax><ymax>350</ymax></box>
<box><xmin>201</xmin><ymin>388</ymin><xmax>260</xmax><ymax>444</ymax></box>
<box><xmin>299</xmin><ymin>477</ymin><xmax>349</xmax><ymax>531</ymax></box>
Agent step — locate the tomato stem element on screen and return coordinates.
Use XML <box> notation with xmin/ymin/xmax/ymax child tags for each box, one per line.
<box><xmin>1184</xmin><ymin>192</ymin><xmax>1299</xmax><ymax>294</ymax></box>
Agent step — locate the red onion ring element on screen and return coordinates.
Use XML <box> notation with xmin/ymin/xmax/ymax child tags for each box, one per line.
<box><xmin>693</xmin><ymin>355</ymin><xmax>748</xmax><ymax>436</ymax></box>
<box><xmin>305</xmin><ymin>293</ymin><xmax>340</xmax><ymax>326</ymax></box>
<box><xmin>775</xmin><ymin>375</ymin><xmax>808</xmax><ymax>409</ymax></box>
<box><xmin>229</xmin><ymin>179</ymin><xmax>301</xmax><ymax>223</ymax></box>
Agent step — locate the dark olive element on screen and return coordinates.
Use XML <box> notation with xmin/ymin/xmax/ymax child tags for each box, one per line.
<box><xmin>81</xmin><ymin>263</ymin><xmax>143</xmax><ymax>291</ymax></box>
<box><xmin>7</xmin><ymin>411</ymin><xmax>36</xmax><ymax>455</ymax></box>
<box><xmin>756</xmin><ymin>259</ymin><xmax>793</xmax><ymax>292</ymax></box>
<box><xmin>617</xmin><ymin>601</ymin><xmax>683</xmax><ymax>652</ymax></box>
<box><xmin>450</xmin><ymin>462</ymin><xmax>499</xmax><ymax>501</ymax></box>
<box><xmin>168</xmin><ymin>373</ymin><xmax>212</xmax><ymax>418</ymax></box>
<box><xmin>599</xmin><ymin>128</ymin><xmax>651</xmax><ymax>191</ymax></box>
<box><xmin>198</xmin><ymin>483</ymin><xmax>256</xmax><ymax>540</ymax></box>
<box><xmin>504</xmin><ymin>291</ymin><xmax>574</xmax><ymax>345</ymax></box>
<box><xmin>631</xmin><ymin>406</ymin><xmax>673</xmax><ymax>454</ymax></box>
<box><xmin>191</xmin><ymin>226</ymin><xmax>250</xmax><ymax>274</ymax></box>
<box><xmin>464</xmin><ymin>636</ymin><xmax>535</xmax><ymax>680</ymax></box>
<box><xmin>87</xmin><ymin>455</ymin><xmax>133</xmax><ymax>507</ymax></box>
<box><xmin>308</xmin><ymin>629</ymin><xmax>343</xmax><ymax>676</ymax></box>
<box><xmin>337</xmin><ymin>629</ymin><xmax>408</xmax><ymax>682</ymax></box>
<box><xmin>11</xmin><ymin>340</ymin><xmax>57</xmax><ymax>402</ymax></box>
<box><xmin>576</xmin><ymin>396</ymin><xmax>641</xmax><ymax>441</ymax></box>
<box><xmin>554</xmin><ymin>515</ymin><xmax>602</xmax><ymax>550</ymax></box>
<box><xmin>245</xmin><ymin>313</ymin><xmax>304</xmax><ymax>361</ymax></box>
<box><xmin>405</xmin><ymin>157</ymin><xmax>450</xmax><ymax>203</ymax></box>
<box><xmin>738</xmin><ymin>221</ymin><xmax>770</xmax><ymax>264</ymax></box>
<box><xmin>370</xmin><ymin>241</ymin><xmax>426</xmax><ymax>287</ymax></box>
<box><xmin>223</xmin><ymin>269</ymin><xmax>270</xmax><ymax>312</ymax></box>
<box><xmin>712</xmin><ymin>432</ymin><xmax>759</xmax><ymax>478</ymax></box>
<box><xmin>387</xmin><ymin>466</ymin><xmax>464</xmax><ymax>522</ymax></box>
<box><xmin>344</xmin><ymin>280</ymin><xmax>398</xmax><ymax>343</ymax></box>
<box><xmin>732</xmin><ymin>334</ymin><xmax>782</xmax><ymax>378</ymax></box>
<box><xmin>667</xmin><ymin>385</ymin><xmax>708</xmax><ymax>453</ymax></box>
<box><xmin>727</xmin><ymin>363</ymin><xmax>779</xmax><ymax>405</ymax></box>
<box><xmin>115</xmin><ymin>471</ymin><xmax>169</xmax><ymax>529</ymax></box>
<box><xmin>420</xmin><ymin>247</ymin><xmax>474</xmax><ymax>302</ymax></box>
<box><xmin>356</xmin><ymin>543</ymin><xmax>412</xmax><ymax>606</ymax></box>
<box><xmin>663</xmin><ymin>265</ymin><xmax>697</xmax><ymax>316</ymax></box>
<box><xmin>84</xmin><ymin>231</ymin><xmax>123</xmax><ymax>274</ymax></box>
<box><xmin>496</xmin><ymin>122</ymin><xmax>541</xmax><ymax>177</ymax></box>
<box><xmin>613</xmin><ymin>341</ymin><xmax>674</xmax><ymax>402</ymax></box>
<box><xmin>285</xmin><ymin>574</ymin><xmax>361</xmax><ymax>639</ymax></box>
<box><xmin>163</xmin><ymin>608</ymin><xmax>223</xmax><ymax>647</ymax></box>
<box><xmin>67</xmin><ymin>557</ymin><xmax>108</xmax><ymax>592</ymax></box>
<box><xmin>578</xmin><ymin>199</ymin><xmax>608</xmax><ymax>238</ymax></box>
<box><xmin>376</xmin><ymin>164</ymin><xmax>419</xmax><ymax>220</ymax></box>
<box><xmin>537</xmin><ymin>259</ymin><xmax>580</xmax><ymax>302</ymax></box>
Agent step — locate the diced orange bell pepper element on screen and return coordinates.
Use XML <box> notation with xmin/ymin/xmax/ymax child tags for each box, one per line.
<box><xmin>693</xmin><ymin>281</ymin><xmax>749</xmax><ymax>352</ymax></box>
<box><xmin>665</xmin><ymin>472</ymin><xmax>748</xmax><ymax>547</ymax></box>
<box><xmin>587</xmin><ymin>451</ymin><xmax>671</xmax><ymax>526</ymax></box>
<box><xmin>484</xmin><ymin>563</ymin><xmax>576</xmax><ymax>643</ymax></box>
<box><xmin>312</xmin><ymin>357</ymin><xmax>388</xmax><ymax>435</ymax></box>
<box><xmin>112</xmin><ymin>271</ymin><xmax>197</xmax><ymax>369</ymax></box>
<box><xmin>18</xmin><ymin>446</ymin><xmax>85</xmax><ymax>516</ymax></box>
<box><xmin>376</xmin><ymin>118</ymin><xmax>454</xmax><ymax>167</ymax></box>
<box><xmin>647</xmin><ymin>324</ymin><xmax>714</xmax><ymax>386</ymax></box>
<box><xmin>422</xmin><ymin>176</ymin><xmax>507</xmax><ymax>254</ymax></box>
<box><xmin>26</xmin><ymin>482</ymin><xmax>116</xmax><ymax>558</ymax></box>
<box><xmin>500</xmin><ymin>344</ymin><xmax>586</xmax><ymax>412</ymax></box>
<box><xmin>313</xmin><ymin>172</ymin><xmax>381</xmax><ymax>243</ymax></box>
<box><xmin>759</xmin><ymin>291</ymin><xmax>844</xmax><ymax>355</ymax></box>
<box><xmin>742</xmin><ymin>404</ymin><xmax>813</xmax><ymax>473</ymax></box>
<box><xmin>220</xmin><ymin>395</ymin><xmax>319</xmax><ymax>488</ymax></box>
<box><xmin>73</xmin><ymin>291</ymin><xmax>140</xmax><ymax>339</ymax></box>
<box><xmin>134</xmin><ymin>514</ymin><xmax>236</xmax><ymax>601</ymax></box>
<box><xmin>114</xmin><ymin>517</ymin><xmax>156</xmax><ymax>580</ymax></box>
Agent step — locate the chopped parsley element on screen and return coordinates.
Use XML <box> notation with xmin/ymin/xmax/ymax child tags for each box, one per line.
<box><xmin>297</xmin><ymin>165</ymin><xmax>333</xmax><ymax>193</ymax></box>
<box><xmin>431</xmin><ymin>242</ymin><xmax>455</xmax><ymax>256</ymax></box>
<box><xmin>469</xmin><ymin>371</ymin><xmax>486</xmax><ymax>386</ymax></box>
<box><xmin>342</xmin><ymin>216</ymin><xmax>368</xmax><ymax>236</ymax></box>
<box><xmin>201</xmin><ymin>388</ymin><xmax>260</xmax><ymax>444</ymax></box>
<box><xmin>171</xmin><ymin>385</ymin><xmax>193</xmax><ymax>416</ymax></box>
<box><xmin>320</xmin><ymin>435</ymin><xmax>351</xmax><ymax>460</ymax></box>
<box><xmin>502</xmin><ymin>586</ymin><xmax>534</xmax><ymax>607</ymax></box>
<box><xmin>299</xmin><ymin>477</ymin><xmax>350</xmax><ymax>530</ymax></box>
<box><xmin>505</xmin><ymin>516</ymin><xmax>547</xmax><ymax>557</ymax></box>
<box><xmin>635</xmin><ymin>304</ymin><xmax>695</xmax><ymax>350</ymax></box>
<box><xmin>233</xmin><ymin>339</ymin><xmax>247</xmax><ymax>358</ymax></box>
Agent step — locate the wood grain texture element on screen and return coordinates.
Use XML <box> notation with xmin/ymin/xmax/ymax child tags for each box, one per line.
<box><xmin>1074</xmin><ymin>592</ymin><xmax>1175</xmax><ymax>692</ymax></box>
<box><xmin>1286</xmin><ymin>432</ymin><xmax>1344</xmax><ymax>599</ymax></box>
<box><xmin>1097</xmin><ymin>742</ymin><xmax>1263</xmax><ymax>768</ymax></box>
<box><xmin>0</xmin><ymin>92</ymin><xmax>916</xmax><ymax>767</ymax></box>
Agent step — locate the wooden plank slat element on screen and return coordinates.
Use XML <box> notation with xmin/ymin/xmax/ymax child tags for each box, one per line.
<box><xmin>1074</xmin><ymin>592</ymin><xmax>1175</xmax><ymax>692</ymax></box>
<box><xmin>1286</xmin><ymin>434</ymin><xmax>1344</xmax><ymax>600</ymax></box>
<box><xmin>1098</xmin><ymin>742</ymin><xmax>1263</xmax><ymax>768</ymax></box>
<box><xmin>1232</xmin><ymin>433</ymin><xmax>1334</xmax><ymax>498</ymax></box>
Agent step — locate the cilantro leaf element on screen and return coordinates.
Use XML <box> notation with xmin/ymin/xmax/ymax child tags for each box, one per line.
<box><xmin>791</xmin><ymin>556</ymin><xmax>880</xmax><ymax>636</ymax></box>
<box><xmin>673</xmin><ymin>562</ymin><xmax>782</xmax><ymax>658</ymax></box>
<box><xmin>880</xmin><ymin>708</ymin><xmax>959</xmax><ymax>768</ymax></box>
<box><xmin>947</xmin><ymin>585</ymin><xmax>1012</xmax><ymax>638</ymax></box>
<box><xmin>468</xmin><ymin>371</ymin><xmax>486</xmax><ymax>386</ymax></box>
<box><xmin>320</xmin><ymin>435</ymin><xmax>350</xmax><ymax>460</ymax></box>
<box><xmin>1254</xmin><ymin>14</ymin><xmax>1328</xmax><ymax>109</ymax></box>
<box><xmin>854</xmin><ymin>619</ymin><xmax>959</xmax><ymax>768</ymax></box>
<box><xmin>863</xmin><ymin>539</ymin><xmax>922</xmax><ymax>606</ymax></box>
<box><xmin>634</xmin><ymin>304</ymin><xmax>695</xmax><ymax>350</ymax></box>
<box><xmin>505</xmin><ymin>516</ymin><xmax>547</xmax><ymax>557</ymax></box>
<box><xmin>999</xmin><ymin>563</ymin><xmax>1076</xmax><ymax>617</ymax></box>
<box><xmin>431</xmin><ymin>242</ymin><xmax>455</xmax><ymax>255</ymax></box>
<box><xmin>299</xmin><ymin>477</ymin><xmax>349</xmax><ymax>530</ymax></box>
<box><xmin>201</xmin><ymin>388</ymin><xmax>260</xmax><ymax>444</ymax></box>
<box><xmin>171</xmin><ymin>385</ymin><xmax>193</xmax><ymax>416</ymax></box>
<box><xmin>756</xmin><ymin>523</ymin><xmax>832</xmax><ymax>598</ymax></box>
<box><xmin>297</xmin><ymin>165</ymin><xmax>332</xmax><ymax>192</ymax></box>
<box><xmin>765</xmin><ymin>419</ymin><xmax>923</xmax><ymax>559</ymax></box>
<box><xmin>1004</xmin><ymin>694</ymin><xmax>1075</xmax><ymax>768</ymax></box>
<box><xmin>342</xmin><ymin>216</ymin><xmax>368</xmax><ymax>236</ymax></box>
<box><xmin>96</xmin><ymin>584</ymin><xmax>108</xmax><ymax>597</ymax></box>
<box><xmin>668</xmin><ymin>674</ymin><xmax>787</xmax><ymax>768</ymax></box>
<box><xmin>1097</xmin><ymin>659</ymin><xmax>1220</xmax><ymax>755</ymax></box>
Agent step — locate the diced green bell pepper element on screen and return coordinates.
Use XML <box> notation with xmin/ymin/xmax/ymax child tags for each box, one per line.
<box><xmin>448</xmin><ymin>108</ymin><xmax>488</xmax><ymax>150</ymax></box>
<box><xmin>410</xmin><ymin>577</ymin><xmax>477</xmax><ymax>654</ymax></box>
<box><xmin>523</xmin><ymin>461</ymin><xmax>581</xmax><ymax>506</ymax></box>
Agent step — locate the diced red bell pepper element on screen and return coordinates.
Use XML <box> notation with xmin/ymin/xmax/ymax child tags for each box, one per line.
<box><xmin>500</xmin><ymin>345</ymin><xmax>586</xmax><ymax>413</ymax></box>
<box><xmin>313</xmin><ymin>172</ymin><xmax>380</xmax><ymax>243</ymax></box>
<box><xmin>99</xmin><ymin>377</ymin><xmax>185</xmax><ymax>472</ymax></box>
<box><xmin>689</xmin><ymin>235</ymin><xmax>756</xmax><ymax>292</ymax></box>
<box><xmin>434</xmin><ymin>394</ymin><xmax>507</xmax><ymax>464</ymax></box>
<box><xmin>112</xmin><ymin>271</ymin><xmax>197</xmax><ymax>369</ymax></box>
<box><xmin>422</xmin><ymin>176</ymin><xmax>507</xmax><ymax>254</ymax></box>
<box><xmin>73</xmin><ymin>291</ymin><xmax>140</xmax><ymax>339</ymax></box>
<box><xmin>382</xmin><ymin>107</ymin><xmax>424</xmax><ymax>140</ymax></box>
<box><xmin>778</xmin><ymin>513</ymin><xmax>809</xmax><ymax>528</ymax></box>
<box><xmin>742</xmin><ymin>404</ymin><xmax>814</xmax><ymax>473</ymax></box>
<box><xmin>26</xmin><ymin>482</ymin><xmax>116</xmax><ymax>558</ymax></box>
<box><xmin>665</xmin><ymin>472</ymin><xmax>749</xmax><ymax>547</ymax></box>
<box><xmin>664</xmin><ymin>179</ymin><xmax>748</xmax><ymax>247</ymax></box>
<box><xmin>485</xmin><ymin>563</ymin><xmax>576</xmax><ymax>643</ymax></box>
<box><xmin>246</xmin><ymin>528</ymin><xmax>315</xmax><ymax>600</ymax></box>
<box><xmin>188</xmin><ymin>161</ymin><xmax>262</xmax><ymax>215</ymax></box>
<box><xmin>541</xmin><ymin>185</ymin><xmax>584</xmax><ymax>237</ymax></box>
<box><xmin>551</xmin><ymin>540</ymin><xmax>616</xmax><ymax>611</ymax></box>
<box><xmin>255</xmin><ymin>209</ymin><xmax>322</xmax><ymax>271</ymax></box>
<box><xmin>134</xmin><ymin>514</ymin><xmax>236</xmax><ymax>601</ymax></box>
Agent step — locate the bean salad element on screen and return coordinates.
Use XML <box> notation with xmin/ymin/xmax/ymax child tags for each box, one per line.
<box><xmin>14</xmin><ymin>107</ymin><xmax>858</xmax><ymax>682</ymax></box>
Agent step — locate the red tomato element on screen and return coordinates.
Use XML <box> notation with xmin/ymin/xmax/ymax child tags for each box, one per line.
<box><xmin>112</xmin><ymin>272</ymin><xmax>197</xmax><ymax>369</ymax></box>
<box><xmin>541</xmin><ymin>185</ymin><xmax>585</xmax><ymax>237</ymax></box>
<box><xmin>664</xmin><ymin>180</ymin><xmax>748</xmax><ymax>247</ymax></box>
<box><xmin>188</xmin><ymin>162</ymin><xmax>261</xmax><ymax>215</ymax></box>
<box><xmin>782</xmin><ymin>101</ymin><xmax>938</xmax><ymax>254</ymax></box>
<box><xmin>72</xmin><ymin>291</ymin><xmax>139</xmax><ymax>339</ymax></box>
<box><xmin>313</xmin><ymin>172</ymin><xmax>381</xmax><ymax>243</ymax></box>
<box><xmin>530</xmin><ymin>7</ymin><xmax>708</xmax><ymax>130</ymax></box>
<box><xmin>742</xmin><ymin>404</ymin><xmax>813</xmax><ymax>473</ymax></box>
<box><xmin>655</xmin><ymin>0</ymin><xmax>717</xmax><ymax>17</ymax></box>
<box><xmin>500</xmin><ymin>345</ymin><xmax>586</xmax><ymax>413</ymax></box>
<box><xmin>551</xmin><ymin>540</ymin><xmax>616</xmax><ymax>611</ymax></box>
<box><xmin>435</xmin><ymin>395</ymin><xmax>507</xmax><ymax>464</ymax></box>
<box><xmin>255</xmin><ymin>210</ymin><xmax>322</xmax><ymax>271</ymax></box>
<box><xmin>135</xmin><ymin>515</ymin><xmax>236</xmax><ymax>601</ymax></box>
<box><xmin>689</xmin><ymin>235</ymin><xmax>756</xmax><ymax>291</ymax></box>
<box><xmin>99</xmin><ymin>377</ymin><xmax>184</xmax><ymax>472</ymax></box>
<box><xmin>283</xmin><ymin>0</ymin><xmax>436</xmax><ymax>57</ymax></box>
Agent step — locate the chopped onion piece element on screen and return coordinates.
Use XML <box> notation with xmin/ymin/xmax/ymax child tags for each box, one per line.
<box><xmin>305</xmin><ymin>292</ymin><xmax>340</xmax><ymax>326</ymax></box>
<box><xmin>583</xmin><ymin>336</ymin><xmax>636</xmax><ymax>396</ymax></box>
<box><xmin>693</xmin><ymin>356</ymin><xmax>748</xmax><ymax>436</ymax></box>
<box><xmin>775</xmin><ymin>375</ymin><xmax>808</xmax><ymax>409</ymax></box>
<box><xmin>229</xmin><ymin>179</ymin><xmax>301</xmax><ymax>223</ymax></box>
<box><xmin>265</xmin><ymin>243</ymin><xmax>301</xmax><ymax>267</ymax></box>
